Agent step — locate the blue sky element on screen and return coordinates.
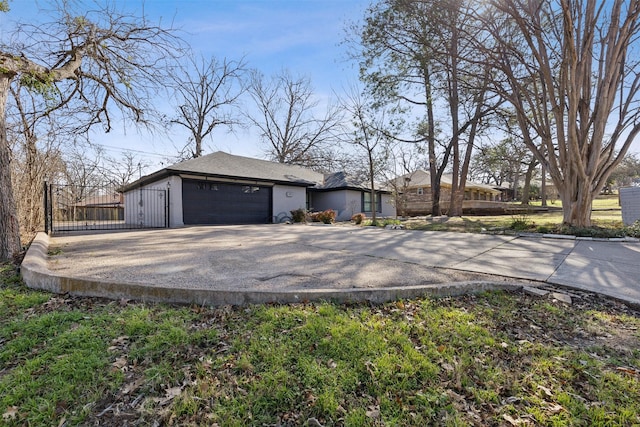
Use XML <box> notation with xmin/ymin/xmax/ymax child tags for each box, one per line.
<box><xmin>2</xmin><ymin>0</ymin><xmax>369</xmax><ymax>171</ymax></box>
<box><xmin>4</xmin><ymin>1</ymin><xmax>638</xmax><ymax>174</ymax></box>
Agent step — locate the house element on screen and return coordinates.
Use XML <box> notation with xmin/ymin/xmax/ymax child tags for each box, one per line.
<box><xmin>58</xmin><ymin>193</ymin><xmax>124</xmax><ymax>222</ymax></box>
<box><xmin>122</xmin><ymin>151</ymin><xmax>395</xmax><ymax>226</ymax></box>
<box><xmin>391</xmin><ymin>169</ymin><xmax>503</xmax><ymax>216</ymax></box>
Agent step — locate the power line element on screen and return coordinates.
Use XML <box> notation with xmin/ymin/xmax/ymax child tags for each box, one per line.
<box><xmin>88</xmin><ymin>141</ymin><xmax>175</xmax><ymax>159</ymax></box>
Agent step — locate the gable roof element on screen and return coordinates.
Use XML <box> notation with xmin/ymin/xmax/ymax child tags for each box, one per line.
<box><xmin>124</xmin><ymin>151</ymin><xmax>393</xmax><ymax>193</ymax></box>
<box><xmin>124</xmin><ymin>151</ymin><xmax>325</xmax><ymax>190</ymax></box>
<box><xmin>167</xmin><ymin>151</ymin><xmax>324</xmax><ymax>185</ymax></box>
<box><xmin>315</xmin><ymin>171</ymin><xmax>391</xmax><ymax>193</ymax></box>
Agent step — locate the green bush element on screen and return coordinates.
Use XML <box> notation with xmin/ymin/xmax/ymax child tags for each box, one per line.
<box><xmin>624</xmin><ymin>220</ymin><xmax>640</xmax><ymax>238</ymax></box>
<box><xmin>362</xmin><ymin>218</ymin><xmax>401</xmax><ymax>227</ymax></box>
<box><xmin>290</xmin><ymin>208</ymin><xmax>307</xmax><ymax>223</ymax></box>
<box><xmin>536</xmin><ymin>225</ymin><xmax>552</xmax><ymax>234</ymax></box>
<box><xmin>351</xmin><ymin>213</ymin><xmax>365</xmax><ymax>224</ymax></box>
<box><xmin>560</xmin><ymin>225</ymin><xmax>625</xmax><ymax>238</ymax></box>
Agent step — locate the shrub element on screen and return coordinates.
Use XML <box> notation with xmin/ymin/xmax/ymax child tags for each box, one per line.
<box><xmin>560</xmin><ymin>225</ymin><xmax>624</xmax><ymax>239</ymax></box>
<box><xmin>351</xmin><ymin>213</ymin><xmax>365</xmax><ymax>224</ymax></box>
<box><xmin>625</xmin><ymin>220</ymin><xmax>640</xmax><ymax>238</ymax></box>
<box><xmin>509</xmin><ymin>214</ymin><xmax>531</xmax><ymax>231</ymax></box>
<box><xmin>536</xmin><ymin>225</ymin><xmax>552</xmax><ymax>234</ymax></box>
<box><xmin>315</xmin><ymin>209</ymin><xmax>336</xmax><ymax>224</ymax></box>
<box><xmin>362</xmin><ymin>218</ymin><xmax>401</xmax><ymax>227</ymax></box>
<box><xmin>290</xmin><ymin>208</ymin><xmax>307</xmax><ymax>223</ymax></box>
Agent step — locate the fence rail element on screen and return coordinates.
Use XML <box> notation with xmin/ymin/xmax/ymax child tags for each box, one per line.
<box><xmin>45</xmin><ymin>182</ymin><xmax>169</xmax><ymax>234</ymax></box>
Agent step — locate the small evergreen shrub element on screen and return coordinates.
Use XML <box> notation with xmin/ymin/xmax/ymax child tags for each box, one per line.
<box><xmin>625</xmin><ymin>220</ymin><xmax>640</xmax><ymax>238</ymax></box>
<box><xmin>290</xmin><ymin>208</ymin><xmax>307</xmax><ymax>223</ymax></box>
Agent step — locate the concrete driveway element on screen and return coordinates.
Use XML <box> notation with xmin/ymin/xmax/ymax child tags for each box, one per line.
<box><xmin>21</xmin><ymin>224</ymin><xmax>640</xmax><ymax>306</ymax></box>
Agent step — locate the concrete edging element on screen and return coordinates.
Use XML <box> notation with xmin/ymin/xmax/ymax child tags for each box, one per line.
<box><xmin>21</xmin><ymin>232</ymin><xmax>523</xmax><ymax>306</ymax></box>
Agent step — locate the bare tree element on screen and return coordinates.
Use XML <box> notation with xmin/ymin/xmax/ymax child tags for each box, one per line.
<box><xmin>339</xmin><ymin>85</ymin><xmax>393</xmax><ymax>223</ymax></box>
<box><xmin>170</xmin><ymin>55</ymin><xmax>247</xmax><ymax>159</ymax></box>
<box><xmin>483</xmin><ymin>0</ymin><xmax>640</xmax><ymax>227</ymax></box>
<box><xmin>106</xmin><ymin>152</ymin><xmax>148</xmax><ymax>187</ymax></box>
<box><xmin>0</xmin><ymin>1</ymin><xmax>182</xmax><ymax>260</ymax></box>
<box><xmin>247</xmin><ymin>69</ymin><xmax>344</xmax><ymax>169</ymax></box>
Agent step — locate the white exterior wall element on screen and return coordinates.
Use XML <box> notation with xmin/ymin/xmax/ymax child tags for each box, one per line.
<box><xmin>272</xmin><ymin>185</ymin><xmax>307</xmax><ymax>219</ymax></box>
<box><xmin>165</xmin><ymin>176</ymin><xmax>184</xmax><ymax>227</ymax></box>
<box><xmin>620</xmin><ymin>187</ymin><xmax>640</xmax><ymax>225</ymax></box>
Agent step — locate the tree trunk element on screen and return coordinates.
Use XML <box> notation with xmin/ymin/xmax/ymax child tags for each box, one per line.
<box><xmin>368</xmin><ymin>150</ymin><xmax>377</xmax><ymax>223</ymax></box>
<box><xmin>520</xmin><ymin>158</ymin><xmax>537</xmax><ymax>206</ymax></box>
<box><xmin>422</xmin><ymin>63</ymin><xmax>442</xmax><ymax>217</ymax></box>
<box><xmin>541</xmin><ymin>163</ymin><xmax>547</xmax><ymax>207</ymax></box>
<box><xmin>0</xmin><ymin>75</ymin><xmax>22</xmax><ymax>261</ymax></box>
<box><xmin>558</xmin><ymin>176</ymin><xmax>594</xmax><ymax>227</ymax></box>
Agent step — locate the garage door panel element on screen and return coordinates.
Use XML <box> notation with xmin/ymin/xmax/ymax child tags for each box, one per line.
<box><xmin>182</xmin><ymin>180</ymin><xmax>271</xmax><ymax>224</ymax></box>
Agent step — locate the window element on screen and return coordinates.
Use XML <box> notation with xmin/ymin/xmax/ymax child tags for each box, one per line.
<box><xmin>362</xmin><ymin>191</ymin><xmax>382</xmax><ymax>213</ymax></box>
<box><xmin>417</xmin><ymin>187</ymin><xmax>424</xmax><ymax>196</ymax></box>
<box><xmin>242</xmin><ymin>186</ymin><xmax>260</xmax><ymax>194</ymax></box>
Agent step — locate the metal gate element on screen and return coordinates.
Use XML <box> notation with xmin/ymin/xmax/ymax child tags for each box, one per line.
<box><xmin>44</xmin><ymin>182</ymin><xmax>169</xmax><ymax>234</ymax></box>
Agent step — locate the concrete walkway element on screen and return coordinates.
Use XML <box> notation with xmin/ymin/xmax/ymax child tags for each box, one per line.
<box><xmin>20</xmin><ymin>225</ymin><xmax>640</xmax><ymax>307</ymax></box>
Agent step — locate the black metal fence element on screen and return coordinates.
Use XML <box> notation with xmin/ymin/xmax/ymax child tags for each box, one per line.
<box><xmin>44</xmin><ymin>182</ymin><xmax>169</xmax><ymax>234</ymax></box>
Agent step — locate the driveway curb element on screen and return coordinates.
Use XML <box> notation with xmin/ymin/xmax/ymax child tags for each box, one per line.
<box><xmin>21</xmin><ymin>232</ymin><xmax>523</xmax><ymax>306</ymax></box>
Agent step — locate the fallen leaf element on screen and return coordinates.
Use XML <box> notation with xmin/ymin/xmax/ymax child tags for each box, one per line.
<box><xmin>164</xmin><ymin>386</ymin><xmax>182</xmax><ymax>400</ymax></box>
<box><xmin>616</xmin><ymin>366</ymin><xmax>640</xmax><ymax>376</ymax></box>
<box><xmin>502</xmin><ymin>414</ymin><xmax>529</xmax><ymax>425</ymax></box>
<box><xmin>546</xmin><ymin>403</ymin><xmax>565</xmax><ymax>414</ymax></box>
<box><xmin>112</xmin><ymin>357</ymin><xmax>128</xmax><ymax>370</ymax></box>
<box><xmin>441</xmin><ymin>362</ymin><xmax>455</xmax><ymax>372</ymax></box>
<box><xmin>2</xmin><ymin>406</ymin><xmax>18</xmax><ymax>420</ymax></box>
<box><xmin>122</xmin><ymin>377</ymin><xmax>145</xmax><ymax>395</ymax></box>
<box><xmin>537</xmin><ymin>384</ymin><xmax>553</xmax><ymax>397</ymax></box>
<box><xmin>366</xmin><ymin>406</ymin><xmax>380</xmax><ymax>419</ymax></box>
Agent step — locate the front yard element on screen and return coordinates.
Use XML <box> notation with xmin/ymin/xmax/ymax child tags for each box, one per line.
<box><xmin>1</xmin><ymin>263</ymin><xmax>639</xmax><ymax>426</ymax></box>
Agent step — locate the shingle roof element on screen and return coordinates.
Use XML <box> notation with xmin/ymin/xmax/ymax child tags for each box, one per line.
<box><xmin>318</xmin><ymin>171</ymin><xmax>368</xmax><ymax>190</ymax></box>
<box><xmin>165</xmin><ymin>151</ymin><xmax>324</xmax><ymax>185</ymax></box>
<box><xmin>392</xmin><ymin>169</ymin><xmax>501</xmax><ymax>193</ymax></box>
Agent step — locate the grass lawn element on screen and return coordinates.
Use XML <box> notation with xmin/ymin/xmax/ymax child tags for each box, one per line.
<box><xmin>1</xmin><ymin>263</ymin><xmax>639</xmax><ymax>426</ymax></box>
<box><xmin>404</xmin><ymin>195</ymin><xmax>627</xmax><ymax>236</ymax></box>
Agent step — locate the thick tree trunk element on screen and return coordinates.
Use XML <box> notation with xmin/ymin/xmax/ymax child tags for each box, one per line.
<box><xmin>558</xmin><ymin>177</ymin><xmax>594</xmax><ymax>227</ymax></box>
<box><xmin>0</xmin><ymin>76</ymin><xmax>22</xmax><ymax>261</ymax></box>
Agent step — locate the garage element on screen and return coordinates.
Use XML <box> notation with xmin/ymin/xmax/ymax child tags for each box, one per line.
<box><xmin>182</xmin><ymin>179</ymin><xmax>272</xmax><ymax>225</ymax></box>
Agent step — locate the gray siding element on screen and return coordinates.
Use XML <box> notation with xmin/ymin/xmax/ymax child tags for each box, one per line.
<box><xmin>620</xmin><ymin>187</ymin><xmax>640</xmax><ymax>225</ymax></box>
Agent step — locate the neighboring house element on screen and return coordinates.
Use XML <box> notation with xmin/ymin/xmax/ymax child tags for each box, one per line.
<box><xmin>391</xmin><ymin>169</ymin><xmax>503</xmax><ymax>216</ymax></box>
<box><xmin>122</xmin><ymin>151</ymin><xmax>395</xmax><ymax>226</ymax></box>
<box><xmin>68</xmin><ymin>193</ymin><xmax>124</xmax><ymax>221</ymax></box>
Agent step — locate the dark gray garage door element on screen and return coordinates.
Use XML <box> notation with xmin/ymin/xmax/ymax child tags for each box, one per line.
<box><xmin>182</xmin><ymin>180</ymin><xmax>272</xmax><ymax>224</ymax></box>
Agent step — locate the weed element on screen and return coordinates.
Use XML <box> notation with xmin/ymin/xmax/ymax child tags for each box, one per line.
<box><xmin>510</xmin><ymin>213</ymin><xmax>532</xmax><ymax>231</ymax></box>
